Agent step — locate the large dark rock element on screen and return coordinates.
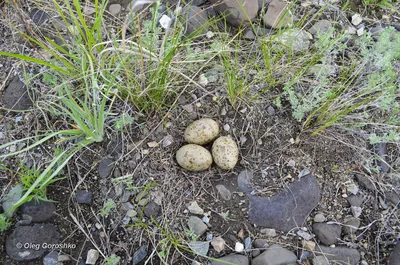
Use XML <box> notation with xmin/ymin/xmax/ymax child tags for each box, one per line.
<box><xmin>316</xmin><ymin>246</ymin><xmax>360</xmax><ymax>265</ymax></box>
<box><xmin>6</xmin><ymin>223</ymin><xmax>60</xmax><ymax>261</ymax></box>
<box><xmin>374</xmin><ymin>142</ymin><xmax>389</xmax><ymax>173</ymax></box>
<box><xmin>20</xmin><ymin>200</ymin><xmax>56</xmax><ymax>222</ymax></box>
<box><xmin>210</xmin><ymin>0</ymin><xmax>259</xmax><ymax>27</ymax></box>
<box><xmin>181</xmin><ymin>5</ymin><xmax>209</xmax><ymax>36</ymax></box>
<box><xmin>252</xmin><ymin>244</ymin><xmax>296</xmax><ymax>265</ymax></box>
<box><xmin>243</xmin><ymin>174</ymin><xmax>321</xmax><ymax>232</ymax></box>
<box><xmin>354</xmin><ymin>173</ymin><xmax>375</xmax><ymax>191</ymax></box>
<box><xmin>211</xmin><ymin>254</ymin><xmax>249</xmax><ymax>265</ymax></box>
<box><xmin>2</xmin><ymin>75</ymin><xmax>33</xmax><ymax>111</ymax></box>
<box><xmin>313</xmin><ymin>223</ymin><xmax>342</xmax><ymax>246</ymax></box>
<box><xmin>389</xmin><ymin>242</ymin><xmax>400</xmax><ymax>265</ymax></box>
<box><xmin>30</xmin><ymin>8</ymin><xmax>50</xmax><ymax>26</ymax></box>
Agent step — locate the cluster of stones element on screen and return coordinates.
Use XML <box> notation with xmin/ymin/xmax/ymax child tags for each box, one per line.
<box><xmin>186</xmin><ymin>169</ymin><xmax>400</xmax><ymax>264</ymax></box>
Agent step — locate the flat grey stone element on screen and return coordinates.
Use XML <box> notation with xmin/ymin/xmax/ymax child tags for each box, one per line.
<box><xmin>2</xmin><ymin>184</ymin><xmax>23</xmax><ymax>217</ymax></box>
<box><xmin>43</xmin><ymin>251</ymin><xmax>62</xmax><ymax>265</ymax></box>
<box><xmin>132</xmin><ymin>246</ymin><xmax>147</xmax><ymax>265</ymax></box>
<box><xmin>6</xmin><ymin>224</ymin><xmax>60</xmax><ymax>261</ymax></box>
<box><xmin>210</xmin><ymin>0</ymin><xmax>259</xmax><ymax>27</ymax></box>
<box><xmin>253</xmin><ymin>239</ymin><xmax>269</xmax><ymax>249</ymax></box>
<box><xmin>30</xmin><ymin>8</ymin><xmax>50</xmax><ymax>26</ymax></box>
<box><xmin>386</xmin><ymin>191</ymin><xmax>400</xmax><ymax>206</ymax></box>
<box><xmin>316</xmin><ymin>246</ymin><xmax>361</xmax><ymax>265</ymax></box>
<box><xmin>252</xmin><ymin>244</ymin><xmax>297</xmax><ymax>265</ymax></box>
<box><xmin>313</xmin><ymin>223</ymin><xmax>341</xmax><ymax>246</ymax></box>
<box><xmin>188</xmin><ymin>216</ymin><xmax>207</xmax><ymax>236</ymax></box>
<box><xmin>109</xmin><ymin>4</ymin><xmax>122</xmax><ymax>15</ymax></box>
<box><xmin>181</xmin><ymin>6</ymin><xmax>209</xmax><ymax>36</ymax></box>
<box><xmin>211</xmin><ymin>254</ymin><xmax>249</xmax><ymax>265</ymax></box>
<box><xmin>216</xmin><ymin>184</ymin><xmax>232</xmax><ymax>201</ymax></box>
<box><xmin>76</xmin><ymin>190</ymin><xmax>93</xmax><ymax>204</ymax></box>
<box><xmin>246</xmin><ymin>175</ymin><xmax>320</xmax><ymax>232</ymax></box>
<box><xmin>237</xmin><ymin>170</ymin><xmax>253</xmax><ymax>193</ymax></box>
<box><xmin>374</xmin><ymin>142</ymin><xmax>389</xmax><ymax>173</ymax></box>
<box><xmin>189</xmin><ymin>241</ymin><xmax>209</xmax><ymax>256</ymax></box>
<box><xmin>309</xmin><ymin>20</ymin><xmax>333</xmax><ymax>35</ymax></box>
<box><xmin>144</xmin><ymin>201</ymin><xmax>161</xmax><ymax>218</ymax></box>
<box><xmin>347</xmin><ymin>194</ymin><xmax>364</xmax><ymax>207</ymax></box>
<box><xmin>262</xmin><ymin>0</ymin><xmax>292</xmax><ymax>29</ymax></box>
<box><xmin>355</xmin><ymin>173</ymin><xmax>375</xmax><ymax>191</ymax></box>
<box><xmin>98</xmin><ymin>157</ymin><xmax>114</xmax><ymax>178</ymax></box>
<box><xmin>274</xmin><ymin>29</ymin><xmax>311</xmax><ymax>52</ymax></box>
<box><xmin>343</xmin><ymin>217</ymin><xmax>360</xmax><ymax>235</ymax></box>
<box><xmin>2</xmin><ymin>76</ymin><xmax>33</xmax><ymax>111</ymax></box>
<box><xmin>244</xmin><ymin>29</ymin><xmax>256</xmax><ymax>40</ymax></box>
<box><xmin>20</xmin><ymin>200</ymin><xmax>56</xmax><ymax>223</ymax></box>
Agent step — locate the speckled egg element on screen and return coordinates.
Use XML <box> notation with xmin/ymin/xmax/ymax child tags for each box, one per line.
<box><xmin>176</xmin><ymin>144</ymin><xmax>213</xmax><ymax>171</ymax></box>
<box><xmin>184</xmin><ymin>118</ymin><xmax>219</xmax><ymax>145</ymax></box>
<box><xmin>212</xmin><ymin>136</ymin><xmax>239</xmax><ymax>170</ymax></box>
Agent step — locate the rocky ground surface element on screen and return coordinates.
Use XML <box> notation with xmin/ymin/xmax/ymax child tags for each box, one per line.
<box><xmin>0</xmin><ymin>0</ymin><xmax>399</xmax><ymax>265</ymax></box>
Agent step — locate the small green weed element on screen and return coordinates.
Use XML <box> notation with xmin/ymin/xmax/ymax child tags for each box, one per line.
<box><xmin>104</xmin><ymin>254</ymin><xmax>121</xmax><ymax>265</ymax></box>
<box><xmin>18</xmin><ymin>163</ymin><xmax>64</xmax><ymax>202</ymax></box>
<box><xmin>100</xmin><ymin>199</ymin><xmax>116</xmax><ymax>217</ymax></box>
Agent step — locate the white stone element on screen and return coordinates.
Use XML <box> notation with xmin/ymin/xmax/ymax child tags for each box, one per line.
<box><xmin>206</xmin><ymin>31</ymin><xmax>215</xmax><ymax>39</ymax></box>
<box><xmin>357</xmin><ymin>27</ymin><xmax>364</xmax><ymax>36</ymax></box>
<box><xmin>223</xmin><ymin>124</ymin><xmax>230</xmax><ymax>131</ymax></box>
<box><xmin>162</xmin><ymin>135</ymin><xmax>173</xmax><ymax>147</ymax></box>
<box><xmin>345</xmin><ymin>26</ymin><xmax>357</xmax><ymax>35</ymax></box>
<box><xmin>86</xmin><ymin>249</ymin><xmax>99</xmax><ymax>265</ymax></box>
<box><xmin>235</xmin><ymin>242</ymin><xmax>244</xmax><ymax>252</ymax></box>
<box><xmin>347</xmin><ymin>183</ymin><xmax>359</xmax><ymax>195</ymax></box>
<box><xmin>351</xmin><ymin>14</ymin><xmax>362</xmax><ymax>26</ymax></box>
<box><xmin>159</xmin><ymin>15</ymin><xmax>172</xmax><ymax>29</ymax></box>
<box><xmin>351</xmin><ymin>206</ymin><xmax>362</xmax><ymax>218</ymax></box>
<box><xmin>199</xmin><ymin>74</ymin><xmax>208</xmax><ymax>86</ymax></box>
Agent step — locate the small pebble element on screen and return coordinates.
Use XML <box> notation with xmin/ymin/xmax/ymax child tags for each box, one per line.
<box><xmin>244</xmin><ymin>237</ymin><xmax>252</xmax><ymax>250</ymax></box>
<box><xmin>188</xmin><ymin>201</ymin><xmax>204</xmax><ymax>215</ymax></box>
<box><xmin>235</xmin><ymin>242</ymin><xmax>244</xmax><ymax>252</ymax></box>
<box><xmin>211</xmin><ymin>237</ymin><xmax>225</xmax><ymax>252</ymax></box>
<box><xmin>132</xmin><ymin>246</ymin><xmax>147</xmax><ymax>265</ymax></box>
<box><xmin>351</xmin><ymin>206</ymin><xmax>362</xmax><ymax>218</ymax></box>
<box><xmin>202</xmin><ymin>216</ymin><xmax>210</xmax><ymax>224</ymax></box>
<box><xmin>302</xmin><ymin>240</ymin><xmax>316</xmax><ymax>251</ymax></box>
<box><xmin>352</xmin><ymin>14</ymin><xmax>362</xmax><ymax>26</ymax></box>
<box><xmin>127</xmin><ymin>209</ymin><xmax>137</xmax><ymax>217</ymax></box>
<box><xmin>260</xmin><ymin>228</ymin><xmax>276</xmax><ymax>237</ymax></box>
<box><xmin>297</xmin><ymin>230</ymin><xmax>313</xmax><ymax>241</ymax></box>
<box><xmin>109</xmin><ymin>4</ymin><xmax>121</xmax><ymax>15</ymax></box>
<box><xmin>86</xmin><ymin>249</ymin><xmax>99</xmax><ymax>265</ymax></box>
